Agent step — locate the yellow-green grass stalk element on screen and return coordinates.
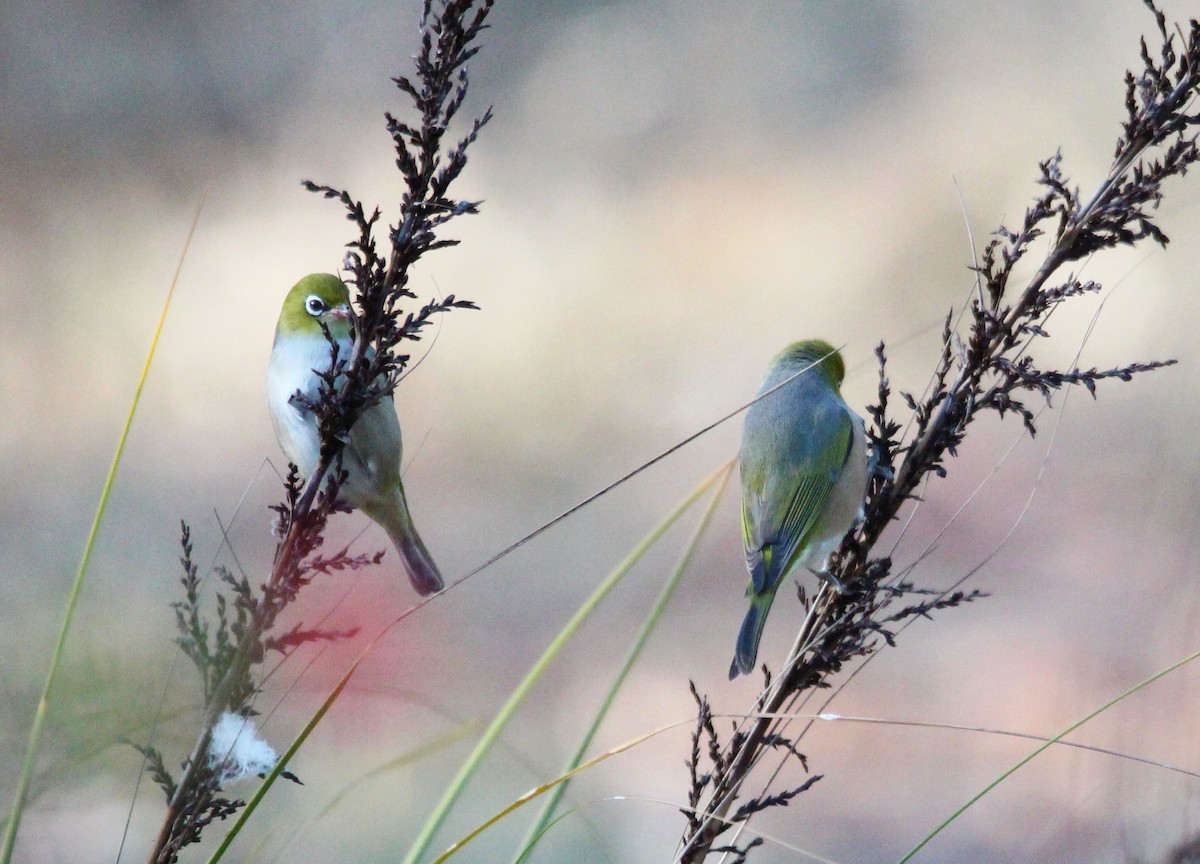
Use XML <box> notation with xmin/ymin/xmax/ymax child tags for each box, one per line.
<box><xmin>205</xmin><ymin>645</ymin><xmax>356</xmax><ymax>864</ymax></box>
<box><xmin>206</xmin><ymin>463</ymin><xmax>729</xmax><ymax>863</ymax></box>
<box><xmin>512</xmin><ymin>459</ymin><xmax>734</xmax><ymax>863</ymax></box>
<box><xmin>401</xmin><ymin>463</ymin><xmax>734</xmax><ymax>864</ymax></box>
<box><xmin>896</xmin><ymin>644</ymin><xmax>1200</xmax><ymax>863</ymax></box>
<box><xmin>252</xmin><ymin>721</ymin><xmax>481</xmax><ymax>864</ymax></box>
<box><xmin>428</xmin><ymin>719</ymin><xmax>687</xmax><ymax>864</ymax></box>
<box><xmin>1</xmin><ymin>197</ymin><xmax>204</xmax><ymax>864</ymax></box>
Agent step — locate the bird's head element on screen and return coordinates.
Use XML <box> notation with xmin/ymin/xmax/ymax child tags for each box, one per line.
<box><xmin>772</xmin><ymin>339</ymin><xmax>845</xmax><ymax>387</ymax></box>
<box><xmin>276</xmin><ymin>273</ymin><xmax>352</xmax><ymax>340</ymax></box>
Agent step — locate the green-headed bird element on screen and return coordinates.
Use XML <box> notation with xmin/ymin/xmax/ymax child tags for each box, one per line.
<box><xmin>731</xmin><ymin>340</ymin><xmax>869</xmax><ymax>679</ymax></box>
<box><xmin>266</xmin><ymin>273</ymin><xmax>444</xmax><ymax>596</ymax></box>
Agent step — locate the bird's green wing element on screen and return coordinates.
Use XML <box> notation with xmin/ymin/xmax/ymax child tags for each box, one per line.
<box><xmin>741</xmin><ymin>497</ymin><xmax>768</xmax><ymax>590</ymax></box>
<box><xmin>754</xmin><ymin>406</ymin><xmax>854</xmax><ymax>593</ymax></box>
<box><xmin>344</xmin><ymin>395</ymin><xmax>403</xmax><ymax>495</ymax></box>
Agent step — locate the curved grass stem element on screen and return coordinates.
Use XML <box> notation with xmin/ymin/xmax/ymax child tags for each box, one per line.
<box><xmin>1</xmin><ymin>191</ymin><xmax>205</xmax><ymax>864</ymax></box>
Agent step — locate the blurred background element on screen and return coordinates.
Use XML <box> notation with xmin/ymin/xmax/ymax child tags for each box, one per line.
<box><xmin>3</xmin><ymin>1</ymin><xmax>1199</xmax><ymax>862</ymax></box>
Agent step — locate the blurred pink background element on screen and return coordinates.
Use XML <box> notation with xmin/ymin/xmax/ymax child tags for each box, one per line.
<box><xmin>2</xmin><ymin>2</ymin><xmax>1198</xmax><ymax>862</ymax></box>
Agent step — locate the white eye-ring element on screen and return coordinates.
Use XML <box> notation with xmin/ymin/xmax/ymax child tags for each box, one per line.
<box><xmin>305</xmin><ymin>295</ymin><xmax>328</xmax><ymax>316</ymax></box>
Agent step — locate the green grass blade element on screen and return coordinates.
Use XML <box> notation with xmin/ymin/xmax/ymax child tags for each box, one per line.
<box><xmin>309</xmin><ymin>721</ymin><xmax>481</xmax><ymax>826</ymax></box>
<box><xmin>429</xmin><ymin>719</ymin><xmax>690</xmax><ymax>864</ymax></box>
<box><xmin>895</xmin><ymin>644</ymin><xmax>1200</xmax><ymax>863</ymax></box>
<box><xmin>205</xmin><ymin>662</ymin><xmax>354</xmax><ymax>864</ymax></box>
<box><xmin>512</xmin><ymin>459</ymin><xmax>734</xmax><ymax>864</ymax></box>
<box><xmin>204</xmin><ymin>463</ymin><xmax>727</xmax><ymax>863</ymax></box>
<box><xmin>402</xmin><ymin>463</ymin><xmax>731</xmax><ymax>864</ymax></box>
<box><xmin>254</xmin><ymin>721</ymin><xmax>481</xmax><ymax>864</ymax></box>
<box><xmin>0</xmin><ymin>194</ymin><xmax>204</xmax><ymax>864</ymax></box>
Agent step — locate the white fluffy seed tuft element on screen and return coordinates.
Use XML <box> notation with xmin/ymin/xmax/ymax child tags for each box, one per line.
<box><xmin>207</xmin><ymin>711</ymin><xmax>278</xmax><ymax>783</ymax></box>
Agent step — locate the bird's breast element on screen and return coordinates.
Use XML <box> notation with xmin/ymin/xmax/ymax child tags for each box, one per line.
<box><xmin>267</xmin><ymin>334</ymin><xmax>348</xmax><ymax>475</ymax></box>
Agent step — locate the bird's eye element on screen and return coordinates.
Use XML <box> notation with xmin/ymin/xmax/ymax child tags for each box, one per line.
<box><xmin>305</xmin><ymin>295</ymin><xmax>327</xmax><ymax>316</ymax></box>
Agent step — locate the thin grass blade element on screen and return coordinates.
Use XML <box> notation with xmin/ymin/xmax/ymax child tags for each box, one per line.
<box><xmin>895</xmin><ymin>644</ymin><xmax>1200</xmax><ymax>863</ymax></box>
<box><xmin>512</xmin><ymin>459</ymin><xmax>734</xmax><ymax>863</ymax></box>
<box><xmin>0</xmin><ymin>192</ymin><xmax>205</xmax><ymax>864</ymax></box>
<box><xmin>402</xmin><ymin>464</ymin><xmax>731</xmax><ymax>864</ymax></box>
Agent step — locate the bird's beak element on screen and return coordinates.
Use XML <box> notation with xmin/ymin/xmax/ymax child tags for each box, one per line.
<box><xmin>329</xmin><ymin>304</ymin><xmax>350</xmax><ymax>320</ymax></box>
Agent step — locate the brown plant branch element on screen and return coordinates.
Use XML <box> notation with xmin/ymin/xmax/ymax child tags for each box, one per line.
<box><xmin>678</xmin><ymin>4</ymin><xmax>1197</xmax><ymax>860</ymax></box>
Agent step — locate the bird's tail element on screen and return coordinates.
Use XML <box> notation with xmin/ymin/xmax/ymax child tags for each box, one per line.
<box><xmin>729</xmin><ymin>589</ymin><xmax>776</xmax><ymax>679</ymax></box>
<box><xmin>364</xmin><ymin>484</ymin><xmax>444</xmax><ymax>596</ymax></box>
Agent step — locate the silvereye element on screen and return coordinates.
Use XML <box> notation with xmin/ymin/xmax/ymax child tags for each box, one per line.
<box><xmin>266</xmin><ymin>273</ymin><xmax>443</xmax><ymax>595</ymax></box>
<box><xmin>731</xmin><ymin>340</ymin><xmax>869</xmax><ymax>679</ymax></box>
